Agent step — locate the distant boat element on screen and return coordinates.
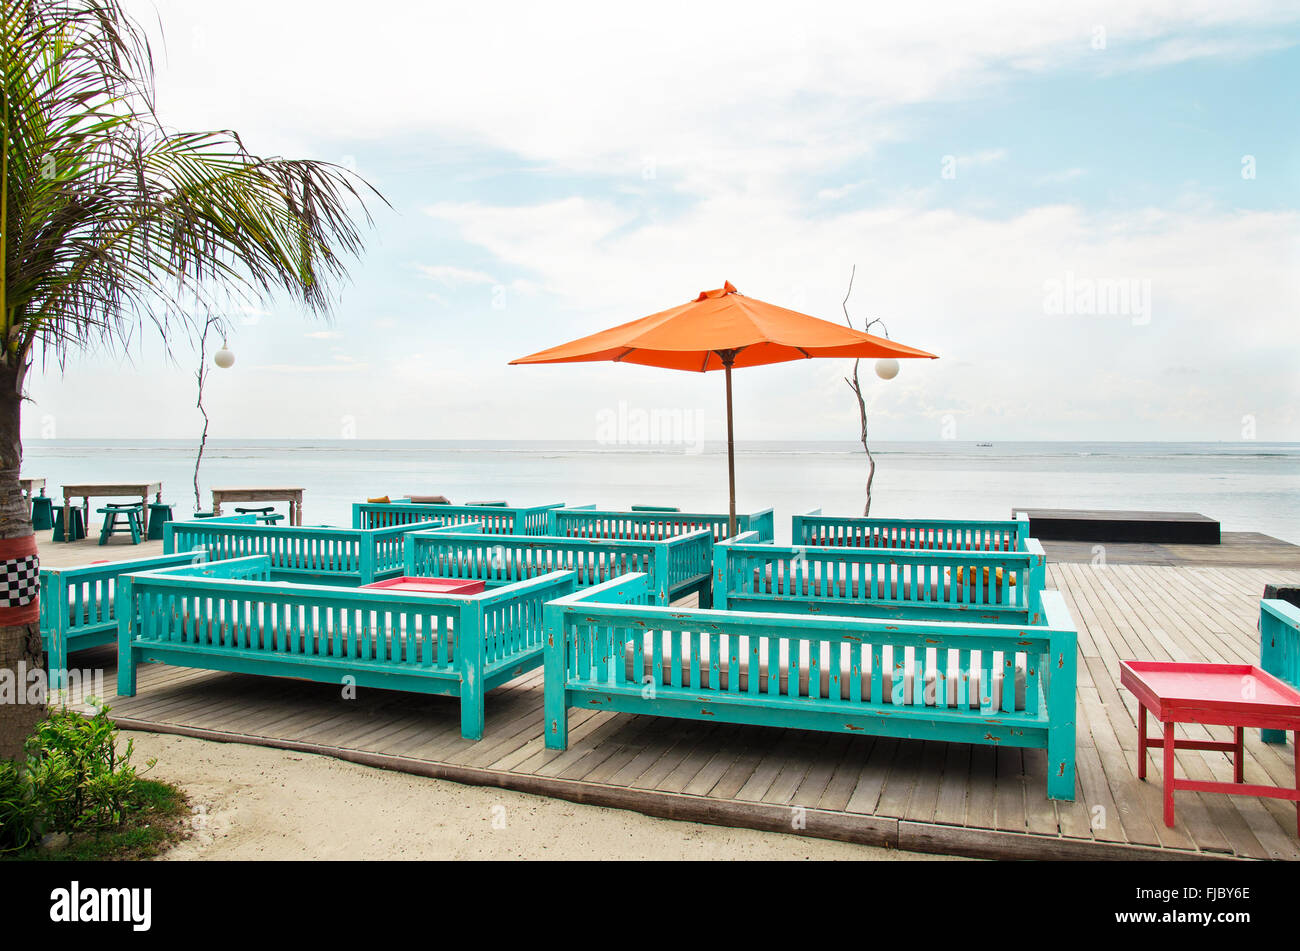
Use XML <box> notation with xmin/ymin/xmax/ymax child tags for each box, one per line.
<box><xmin>976</xmin><ymin>442</ymin><xmax>994</xmax><ymax>447</ymax></box>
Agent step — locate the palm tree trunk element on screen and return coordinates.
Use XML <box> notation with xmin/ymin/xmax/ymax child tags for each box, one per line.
<box><xmin>0</xmin><ymin>359</ymin><xmax>41</xmax><ymax>761</ymax></box>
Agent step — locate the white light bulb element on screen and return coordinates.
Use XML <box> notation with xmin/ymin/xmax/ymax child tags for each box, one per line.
<box><xmin>875</xmin><ymin>358</ymin><xmax>899</xmax><ymax>380</ymax></box>
<box><xmin>214</xmin><ymin>347</ymin><xmax>235</xmax><ymax>369</ymax></box>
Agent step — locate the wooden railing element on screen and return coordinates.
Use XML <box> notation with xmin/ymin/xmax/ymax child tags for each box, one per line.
<box><xmin>547</xmin><ymin>506</ymin><xmax>775</xmax><ymax>543</ymax></box>
<box><xmin>405</xmin><ymin>526</ymin><xmax>713</xmax><ymax>606</ymax></box>
<box><xmin>163</xmin><ymin>520</ymin><xmax>426</xmax><ymax>585</ymax></box>
<box><xmin>1261</xmin><ymin>598</ymin><xmax>1300</xmax><ymax>743</ymax></box>
<box><xmin>791</xmin><ymin>511</ymin><xmax>1029</xmax><ymax>551</ymax></box>
<box><xmin>117</xmin><ymin>555</ymin><xmax>576</xmax><ymax>739</ymax></box>
<box><xmin>352</xmin><ymin>501</ymin><xmax>563</xmax><ymax>535</ymax></box>
<box><xmin>543</xmin><ymin>573</ymin><xmax>1078</xmax><ymax>800</ymax></box>
<box><xmin>713</xmin><ymin>537</ymin><xmax>1047</xmax><ymax>623</ymax></box>
<box><xmin>39</xmin><ymin>551</ymin><xmax>211</xmax><ymax>689</ymax></box>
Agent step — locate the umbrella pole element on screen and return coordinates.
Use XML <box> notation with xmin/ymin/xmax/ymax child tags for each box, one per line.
<box><xmin>724</xmin><ymin>355</ymin><xmax>737</xmax><ymax>538</ymax></box>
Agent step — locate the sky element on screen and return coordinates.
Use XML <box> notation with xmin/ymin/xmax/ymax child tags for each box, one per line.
<box><xmin>22</xmin><ymin>0</ymin><xmax>1300</xmax><ymax>445</ymax></box>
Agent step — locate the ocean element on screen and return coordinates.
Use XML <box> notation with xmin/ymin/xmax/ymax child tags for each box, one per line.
<box><xmin>20</xmin><ymin>439</ymin><xmax>1300</xmax><ymax>545</ymax></box>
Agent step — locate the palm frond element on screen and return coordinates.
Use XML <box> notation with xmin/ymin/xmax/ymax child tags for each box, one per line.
<box><xmin>2</xmin><ymin>0</ymin><xmax>384</xmax><ymax>371</ymax></box>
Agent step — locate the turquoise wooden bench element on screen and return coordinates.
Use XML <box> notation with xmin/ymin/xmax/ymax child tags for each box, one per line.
<box><xmin>714</xmin><ymin>534</ymin><xmax>1047</xmax><ymax>624</ymax></box>
<box><xmin>543</xmin><ymin>572</ymin><xmax>1078</xmax><ymax>800</ymax></box>
<box><xmin>116</xmin><ymin>555</ymin><xmax>576</xmax><ymax>740</ymax></box>
<box><xmin>792</xmin><ymin>511</ymin><xmax>1030</xmax><ymax>551</ymax></box>
<box><xmin>39</xmin><ymin>551</ymin><xmax>211</xmax><ymax>689</ymax></box>
<box><xmin>547</xmin><ymin>506</ymin><xmax>775</xmax><ymax>543</ymax></box>
<box><xmin>1261</xmin><ymin>598</ymin><xmax>1300</xmax><ymax>743</ymax></box>
<box><xmin>405</xmin><ymin>524</ymin><xmax>714</xmax><ymax>606</ymax></box>
<box><xmin>353</xmin><ymin>501</ymin><xmax>564</xmax><ymax>535</ymax></box>
<box><xmin>163</xmin><ymin>519</ymin><xmax>427</xmax><ymax>586</ymax></box>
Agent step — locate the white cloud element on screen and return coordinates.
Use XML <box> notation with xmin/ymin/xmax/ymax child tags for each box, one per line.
<box><xmin>1035</xmin><ymin>167</ymin><xmax>1087</xmax><ymax>185</ymax></box>
<box><xmin>417</xmin><ymin>264</ymin><xmax>497</xmax><ymax>287</ymax></box>
<box><xmin>425</xmin><ymin>192</ymin><xmax>1300</xmax><ymax>439</ymax></box>
<box><xmin>253</xmin><ymin>363</ymin><xmax>370</xmax><ymax>374</ymax></box>
<box><xmin>817</xmin><ymin>181</ymin><xmax>868</xmax><ymax>201</ymax></box>
<box><xmin>129</xmin><ymin>0</ymin><xmax>1300</xmax><ymax>190</ymax></box>
<box><xmin>956</xmin><ymin>149</ymin><xmax>1009</xmax><ymax>170</ymax></box>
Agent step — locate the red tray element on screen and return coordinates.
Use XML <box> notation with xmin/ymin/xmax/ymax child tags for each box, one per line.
<box><xmin>1120</xmin><ymin>661</ymin><xmax>1300</xmax><ymax>722</ymax></box>
<box><xmin>360</xmin><ymin>576</ymin><xmax>486</xmax><ymax>596</ymax></box>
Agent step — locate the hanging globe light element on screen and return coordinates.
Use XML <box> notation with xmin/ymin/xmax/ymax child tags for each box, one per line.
<box><xmin>874</xmin><ymin>358</ymin><xmax>899</xmax><ymax>380</ymax></box>
<box><xmin>214</xmin><ymin>341</ymin><xmax>235</xmax><ymax>369</ymax></box>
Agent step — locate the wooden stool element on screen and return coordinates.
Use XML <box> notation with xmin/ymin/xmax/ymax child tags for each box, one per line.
<box><xmin>52</xmin><ymin>507</ymin><xmax>86</xmax><ymax>542</ymax></box>
<box><xmin>30</xmin><ymin>495</ymin><xmax>54</xmax><ymax>530</ymax></box>
<box><xmin>146</xmin><ymin>502</ymin><xmax>175</xmax><ymax>540</ymax></box>
<box><xmin>235</xmin><ymin>505</ymin><xmax>285</xmax><ymax>525</ymax></box>
<box><xmin>96</xmin><ymin>504</ymin><xmax>143</xmax><ymax>545</ymax></box>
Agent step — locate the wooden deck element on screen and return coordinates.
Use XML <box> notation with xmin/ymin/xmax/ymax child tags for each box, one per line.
<box><xmin>38</xmin><ymin>535</ymin><xmax>166</xmax><ymax>568</ymax></box>
<box><xmin>1042</xmin><ymin>532</ymin><xmax>1300</xmax><ymax>569</ymax></box>
<box><xmin>41</xmin><ymin>536</ymin><xmax>1300</xmax><ymax>860</ymax></box>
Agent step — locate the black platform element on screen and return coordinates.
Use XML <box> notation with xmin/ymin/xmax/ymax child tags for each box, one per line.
<box><xmin>1013</xmin><ymin>507</ymin><xmax>1220</xmax><ymax>544</ymax></box>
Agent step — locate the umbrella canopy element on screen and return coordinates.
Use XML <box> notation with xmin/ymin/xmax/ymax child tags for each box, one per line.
<box><xmin>510</xmin><ymin>281</ymin><xmax>937</xmax><ymax>534</ymax></box>
<box><xmin>510</xmin><ymin>281</ymin><xmax>937</xmax><ymax>372</ymax></box>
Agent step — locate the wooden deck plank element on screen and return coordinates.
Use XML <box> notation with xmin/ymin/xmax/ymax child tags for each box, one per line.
<box><xmin>681</xmin><ymin>724</ymin><xmax>756</xmax><ymax>797</ymax></box>
<box><xmin>574</xmin><ymin>716</ymin><xmax>659</xmax><ymax>782</ymax></box>
<box><xmin>815</xmin><ymin>736</ymin><xmax>875</xmax><ymax>813</ymax></box>
<box><xmin>931</xmin><ymin>743</ymin><xmax>971</xmax><ymax>828</ymax></box>
<box><xmin>843</xmin><ymin>736</ymin><xmax>900</xmax><ymax>817</ymax></box>
<box><xmin>789</xmin><ymin>733</ymin><xmax>851</xmax><ymax>808</ymax></box>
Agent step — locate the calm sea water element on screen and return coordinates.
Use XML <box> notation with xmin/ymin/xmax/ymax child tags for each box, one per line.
<box><xmin>20</xmin><ymin>440</ymin><xmax>1300</xmax><ymax>545</ymax></box>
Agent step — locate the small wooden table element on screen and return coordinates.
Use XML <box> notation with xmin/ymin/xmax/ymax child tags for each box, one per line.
<box><xmin>361</xmin><ymin>577</ymin><xmax>486</xmax><ymax>596</ymax></box>
<box><xmin>1120</xmin><ymin>660</ymin><xmax>1300</xmax><ymax>834</ymax></box>
<box><xmin>61</xmin><ymin>482</ymin><xmax>162</xmax><ymax>541</ymax></box>
<box><xmin>212</xmin><ymin>487</ymin><xmax>303</xmax><ymax>526</ymax></box>
<box><xmin>19</xmin><ymin>477</ymin><xmax>45</xmax><ymax>502</ymax></box>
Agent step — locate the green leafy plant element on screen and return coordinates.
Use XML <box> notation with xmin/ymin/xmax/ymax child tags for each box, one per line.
<box><xmin>0</xmin><ymin>704</ymin><xmax>155</xmax><ymax>852</ymax></box>
<box><xmin>0</xmin><ymin>759</ymin><xmax>36</xmax><ymax>852</ymax></box>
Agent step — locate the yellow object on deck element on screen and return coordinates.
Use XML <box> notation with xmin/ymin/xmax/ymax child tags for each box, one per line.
<box><xmin>954</xmin><ymin>565</ymin><xmax>1016</xmax><ymax>587</ymax></box>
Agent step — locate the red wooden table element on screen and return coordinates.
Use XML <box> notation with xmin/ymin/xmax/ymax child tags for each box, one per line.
<box><xmin>1119</xmin><ymin>660</ymin><xmax>1300</xmax><ymax>834</ymax></box>
<box><xmin>360</xmin><ymin>576</ymin><xmax>486</xmax><ymax>596</ymax></box>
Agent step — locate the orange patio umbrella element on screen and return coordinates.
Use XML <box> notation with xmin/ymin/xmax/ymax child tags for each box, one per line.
<box><xmin>510</xmin><ymin>281</ymin><xmax>937</xmax><ymax>535</ymax></box>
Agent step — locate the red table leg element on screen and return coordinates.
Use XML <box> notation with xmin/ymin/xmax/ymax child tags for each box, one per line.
<box><xmin>1163</xmin><ymin>720</ymin><xmax>1177</xmax><ymax>828</ymax></box>
<box><xmin>1137</xmin><ymin>703</ymin><xmax>1148</xmax><ymax>780</ymax></box>
<box><xmin>1234</xmin><ymin>727</ymin><xmax>1244</xmax><ymax>784</ymax></box>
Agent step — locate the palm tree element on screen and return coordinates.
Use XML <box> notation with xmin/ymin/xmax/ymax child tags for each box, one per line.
<box><xmin>1</xmin><ymin>0</ymin><xmax>382</xmax><ymax>758</ymax></box>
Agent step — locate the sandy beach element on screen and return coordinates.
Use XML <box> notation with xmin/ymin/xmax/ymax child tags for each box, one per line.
<box><xmin>125</xmin><ymin>731</ymin><xmax>959</xmax><ymax>861</ymax></box>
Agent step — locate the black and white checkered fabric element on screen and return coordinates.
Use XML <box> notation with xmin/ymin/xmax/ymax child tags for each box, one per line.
<box><xmin>0</xmin><ymin>556</ymin><xmax>39</xmax><ymax>607</ymax></box>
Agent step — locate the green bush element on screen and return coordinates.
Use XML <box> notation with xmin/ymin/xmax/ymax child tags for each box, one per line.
<box><xmin>0</xmin><ymin>760</ymin><xmax>37</xmax><ymax>853</ymax></box>
<box><xmin>0</xmin><ymin>705</ymin><xmax>154</xmax><ymax>853</ymax></box>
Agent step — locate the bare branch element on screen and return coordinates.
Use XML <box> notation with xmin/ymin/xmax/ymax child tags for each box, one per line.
<box><xmin>842</xmin><ymin>267</ymin><xmax>877</xmax><ymax>515</ymax></box>
<box><xmin>841</xmin><ymin>263</ymin><xmax>856</xmax><ymax>328</ymax></box>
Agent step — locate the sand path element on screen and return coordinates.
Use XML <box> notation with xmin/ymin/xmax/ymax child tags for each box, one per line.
<box><xmin>123</xmin><ymin>732</ymin><xmax>959</xmax><ymax>861</ymax></box>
